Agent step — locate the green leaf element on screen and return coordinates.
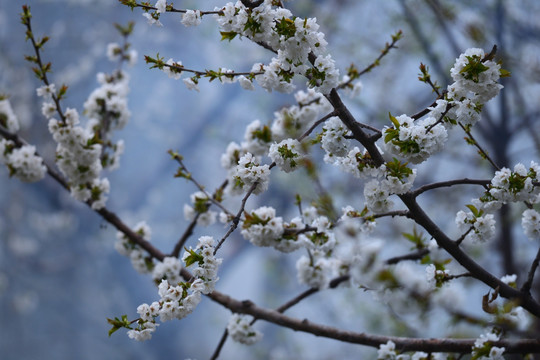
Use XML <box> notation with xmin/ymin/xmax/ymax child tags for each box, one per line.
<box><xmin>499</xmin><ymin>68</ymin><xmax>511</xmax><ymax>78</ymax></box>
<box><xmin>388</xmin><ymin>112</ymin><xmax>400</xmax><ymax>128</ymax></box>
<box><xmin>465</xmin><ymin>204</ymin><xmax>481</xmax><ymax>217</ymax></box>
<box><xmin>183</xmin><ymin>247</ymin><xmax>204</xmax><ymax>267</ymax></box>
<box><xmin>107</xmin><ymin>314</ymin><xmax>132</xmax><ymax>337</ymax></box>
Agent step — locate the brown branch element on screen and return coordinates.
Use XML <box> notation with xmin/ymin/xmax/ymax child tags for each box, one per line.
<box><xmin>398</xmin><ymin>192</ymin><xmax>540</xmax><ymax>318</ymax></box>
<box><xmin>411</xmin><ymin>178</ymin><xmax>491</xmax><ymax>197</ymax></box>
<box><xmin>206</xmin><ymin>290</ymin><xmax>540</xmax><ymax>353</ymax></box>
<box><xmin>210</xmin><ymin>328</ymin><xmax>229</xmax><ymax>360</ymax></box>
<box><xmin>521</xmin><ymin>246</ymin><xmax>540</xmax><ymax>295</ymax></box>
<box><xmin>372</xmin><ymin>210</ymin><xmax>412</xmax><ymax>219</ymax></box>
<box><xmin>386</xmin><ymin>249</ymin><xmax>429</xmax><ymax>265</ymax></box>
<box><xmin>170</xmin><ymin>212</ymin><xmax>200</xmax><ymax>258</ymax></box>
<box><xmin>213</xmin><ymin>175</ymin><xmax>266</xmax><ymax>255</ymax></box>
<box><xmin>297</xmin><ymin>111</ymin><xmax>337</xmax><ymax>142</ymax></box>
<box><xmin>170</xmin><ymin>152</ymin><xmax>233</xmax><ymax>216</ymax></box>
<box><xmin>323</xmin><ymin>80</ymin><xmax>540</xmax><ymax>320</ymax></box>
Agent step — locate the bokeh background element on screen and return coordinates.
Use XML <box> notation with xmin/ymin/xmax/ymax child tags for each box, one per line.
<box><xmin>1</xmin><ymin>1</ymin><xmax>540</xmax><ymax>359</ymax></box>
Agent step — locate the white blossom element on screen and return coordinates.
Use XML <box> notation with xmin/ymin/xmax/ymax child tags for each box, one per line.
<box><xmin>181</xmin><ymin>10</ymin><xmax>202</xmax><ymax>27</ymax></box>
<box><xmin>377</xmin><ymin>340</ymin><xmax>396</xmax><ymax>360</ymax></box>
<box><xmin>227</xmin><ymin>314</ymin><xmax>262</xmax><ymax>345</ymax></box>
<box><xmin>183</xmin><ymin>77</ymin><xmax>200</xmax><ymax>92</ymax></box>
<box><xmin>522</xmin><ymin>208</ymin><xmax>540</xmax><ymax>240</ymax></box>
<box><xmin>155</xmin><ymin>0</ymin><xmax>166</xmax><ymax>14</ymax></box>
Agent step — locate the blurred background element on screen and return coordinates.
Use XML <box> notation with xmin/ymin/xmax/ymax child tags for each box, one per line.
<box><xmin>1</xmin><ymin>0</ymin><xmax>539</xmax><ymax>359</ymax></box>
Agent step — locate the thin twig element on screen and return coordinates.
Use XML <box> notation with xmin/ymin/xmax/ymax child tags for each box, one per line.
<box><xmin>298</xmin><ymin>111</ymin><xmax>337</xmax><ymax>142</ymax></box>
<box><xmin>171</xmin><ymin>212</ymin><xmax>201</xmax><ymax>258</ymax></box>
<box><xmin>411</xmin><ymin>178</ymin><xmax>491</xmax><ymax>197</ymax></box>
<box><xmin>520</xmin><ymin>246</ymin><xmax>540</xmax><ymax>294</ymax></box>
<box><xmin>163</xmin><ymin>62</ymin><xmax>263</xmax><ymax>79</ymax></box>
<box><xmin>213</xmin><ymin>177</ymin><xmax>264</xmax><ymax>255</ymax></box>
<box><xmin>371</xmin><ymin>210</ymin><xmax>412</xmax><ymax>220</ymax></box>
<box><xmin>455</xmin><ymin>227</ymin><xmax>473</xmax><ymax>246</ymax></box>
<box><xmin>209</xmin><ymin>328</ymin><xmax>229</xmax><ymax>360</ymax></box>
<box><xmin>170</xmin><ymin>152</ymin><xmax>233</xmax><ymax>216</ymax></box>
<box><xmin>459</xmin><ymin>123</ymin><xmax>500</xmax><ymax>171</ymax></box>
<box><xmin>386</xmin><ymin>249</ymin><xmax>429</xmax><ymax>265</ymax></box>
<box><xmin>22</xmin><ymin>8</ymin><xmax>66</xmax><ymax>123</ymax></box>
<box><xmin>130</xmin><ymin>2</ymin><xmax>222</xmax><ymax>16</ymax></box>
<box><xmin>338</xmin><ymin>30</ymin><xmax>403</xmax><ymax>90</ymax></box>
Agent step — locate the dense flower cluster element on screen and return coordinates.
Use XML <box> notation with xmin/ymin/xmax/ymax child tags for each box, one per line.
<box><xmin>241</xmin><ymin>206</ymin><xmax>284</xmax><ymax>248</ymax></box>
<box><xmin>0</xmin><ymin>139</ymin><xmax>47</xmax><ymax>183</ymax></box>
<box><xmin>268</xmin><ymin>138</ymin><xmax>305</xmax><ymax>173</ymax></box>
<box><xmin>213</xmin><ymin>1</ymin><xmax>339</xmax><ymax>94</ymax></box>
<box><xmin>460</xmin><ymin>161</ymin><xmax>540</xmax><ymax>241</ymax></box>
<box><xmin>383</xmin><ymin>114</ymin><xmax>448</xmax><ymax>164</ymax></box>
<box><xmin>455</xmin><ymin>209</ymin><xmax>496</xmax><ymax>243</ymax></box>
<box><xmin>128</xmin><ymin>236</ymin><xmax>222</xmax><ymax>341</ymax></box>
<box><xmin>0</xmin><ymin>98</ymin><xmax>47</xmax><ymax>182</ymax></box>
<box><xmin>182</xmin><ymin>236</ymin><xmax>222</xmax><ymax>294</ymax></box>
<box><xmin>229</xmin><ymin>152</ymin><xmax>271</xmax><ymax>195</ymax></box>
<box><xmin>383</xmin><ymin>48</ymin><xmax>504</xmax><ymax>163</ymax></box>
<box><xmin>43</xmin><ymin>43</ymin><xmax>133</xmax><ymax>209</ymax></box>
<box><xmin>321</xmin><ymin>116</ymin><xmax>351</xmax><ymax>162</ymax></box>
<box><xmin>83</xmin><ymin>69</ymin><xmax>130</xmax><ymax>171</ymax></box>
<box><xmin>0</xmin><ymin>98</ymin><xmax>20</xmax><ymax>132</ymax></box>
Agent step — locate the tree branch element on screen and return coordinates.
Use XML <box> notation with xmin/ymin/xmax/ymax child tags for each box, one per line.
<box><xmin>206</xmin><ymin>290</ymin><xmax>540</xmax><ymax>353</ymax></box>
<box><xmin>411</xmin><ymin>178</ymin><xmax>491</xmax><ymax>197</ymax></box>
<box><xmin>521</xmin><ymin>246</ymin><xmax>540</xmax><ymax>295</ymax></box>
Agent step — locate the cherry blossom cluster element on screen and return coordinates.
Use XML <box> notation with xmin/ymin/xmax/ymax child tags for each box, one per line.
<box><xmin>455</xmin><ymin>207</ymin><xmax>496</xmax><ymax>243</ymax></box>
<box><xmin>182</xmin><ymin>236</ymin><xmax>223</xmax><ymax>294</ymax></box>
<box><xmin>143</xmin><ymin>0</ymin><xmax>339</xmax><ymax>94</ymax></box>
<box><xmin>0</xmin><ymin>98</ymin><xmax>47</xmax><ymax>182</ymax></box>
<box><xmin>226</xmin><ymin>314</ymin><xmax>263</xmax><ymax>345</ymax></box>
<box><xmin>214</xmin><ymin>0</ymin><xmax>338</xmax><ymax>94</ymax></box>
<box><xmin>128</xmin><ymin>236</ymin><xmax>222</xmax><ymax>341</ymax></box>
<box><xmin>471</xmin><ymin>328</ymin><xmax>505</xmax><ymax>360</ymax></box>
<box><xmin>456</xmin><ymin>161</ymin><xmax>540</xmax><ymax>242</ymax></box>
<box><xmin>383</xmin><ymin>48</ymin><xmax>504</xmax><ymax>164</ymax></box>
<box><xmin>83</xmin><ymin>69</ymin><xmax>131</xmax><ymax>171</ymax></box>
<box><xmin>240</xmin><ymin>204</ymin><xmax>391</xmax><ymax>290</ymax></box>
<box><xmin>127</xmin><ymin>279</ymin><xmax>201</xmax><ymax>341</ymax></box>
<box><xmin>319</xmin><ymin>118</ymin><xmax>417</xmax><ymax>213</ymax></box>
<box><xmin>42</xmin><ymin>42</ymin><xmax>133</xmax><ymax>209</ymax></box>
<box><xmin>47</xmin><ymin>107</ymin><xmax>110</xmax><ymax>209</ymax></box>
